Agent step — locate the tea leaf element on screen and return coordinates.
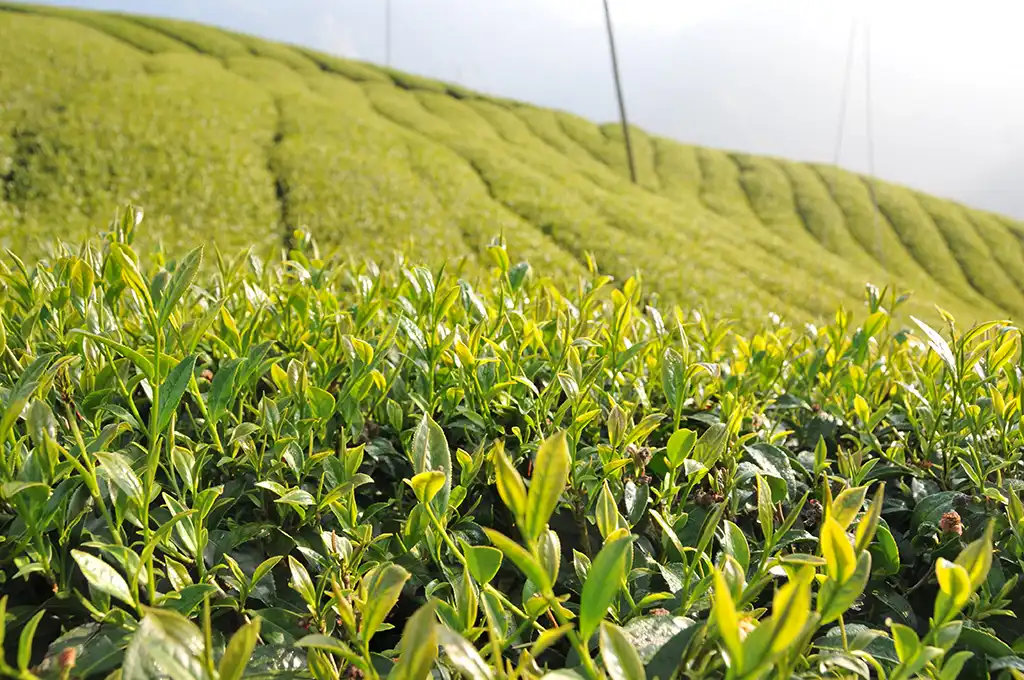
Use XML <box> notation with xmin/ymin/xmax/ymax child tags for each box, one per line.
<box><xmin>483</xmin><ymin>528</ymin><xmax>550</xmax><ymax>593</ymax></box>
<box><xmin>600</xmin><ymin>622</ymin><xmax>647</xmax><ymax>680</ymax></box>
<box><xmin>524</xmin><ymin>430</ymin><xmax>570</xmax><ymax>543</ymax></box>
<box><xmin>391</xmin><ymin>600</ymin><xmax>439</xmax><ymax>680</ymax></box>
<box><xmin>463</xmin><ymin>544</ymin><xmax>503</xmax><ymax>584</ymax></box>
<box><xmin>219</xmin><ymin>619</ymin><xmax>261</xmax><ymax>680</ymax></box>
<box><xmin>579</xmin><ymin>533</ymin><xmax>635</xmax><ymax>640</ymax></box>
<box><xmin>361</xmin><ymin>563</ymin><xmax>411</xmax><ymax>644</ymax></box>
<box><xmin>156</xmin><ymin>355</ymin><xmax>198</xmax><ymax>435</ymax></box>
<box><xmin>157</xmin><ymin>246</ymin><xmax>203</xmax><ymax>326</ymax></box>
<box><xmin>72</xmin><ymin>550</ymin><xmax>134</xmax><ymax>606</ymax></box>
<box><xmin>412</xmin><ymin>414</ymin><xmax>452</xmax><ymax>518</ymax></box>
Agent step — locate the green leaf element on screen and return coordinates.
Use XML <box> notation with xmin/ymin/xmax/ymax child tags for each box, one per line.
<box><xmin>71</xmin><ymin>331</ymin><xmax>154</xmax><ymax>379</ymax></box>
<box><xmin>756</xmin><ymin>475</ymin><xmax>774</xmax><ymax>544</ymax></box>
<box><xmin>407</xmin><ymin>471</ymin><xmax>446</xmax><ymax>505</ymax></box>
<box><xmin>390</xmin><ymin>600</ymin><xmax>438</xmax><ymax>680</ymax></box>
<box><xmin>69</xmin><ymin>258</ymin><xmax>95</xmax><ymax>302</ymax></box>
<box><xmin>721</xmin><ymin>521</ymin><xmax>750</xmax><ymax>574</ymax></box>
<box><xmin>18</xmin><ymin>610</ymin><xmax>45</xmax><ymax>672</ymax></box>
<box><xmin>743</xmin><ymin>443</ymin><xmax>794</xmax><ymax>501</ymax></box>
<box><xmin>645</xmin><ymin>620</ymin><xmax>703</xmax><ymax>680</ymax></box>
<box><xmin>95</xmin><ymin>451</ymin><xmax>144</xmax><ymax>506</ymax></box>
<box><xmin>661</xmin><ymin>348</ymin><xmax>684</xmax><ymax>408</ymax></box>
<box><xmin>438</xmin><ymin>625</ymin><xmax>493</xmax><ymax>680</ymax></box>
<box><xmin>122</xmin><ymin>608</ymin><xmax>205</xmax><ymax>680</ymax></box>
<box><xmin>596</xmin><ymin>480</ymin><xmax>626</xmax><ymax>540</ymax></box>
<box><xmin>891</xmin><ymin>623</ymin><xmax>920</xmax><ymax>663</ymax></box>
<box><xmin>158</xmin><ymin>246</ymin><xmax>203</xmax><ymax>326</ymax></box>
<box><xmin>483</xmin><ymin>528</ymin><xmax>550</xmax><ymax>593</ymax></box>
<box><xmin>694</xmin><ymin>423</ymin><xmax>728</xmax><ymax>466</ymax></box>
<box><xmin>275</xmin><ymin>489</ymin><xmax>315</xmax><ymax>507</ymax></box>
<box><xmin>817</xmin><ymin>551</ymin><xmax>871</xmax><ymax>624</ymax></box>
<box><xmin>579</xmin><ymin>533</ymin><xmax>635</xmax><ymax>640</ymax></box>
<box><xmin>72</xmin><ymin>550</ymin><xmax>134</xmax><ymax>606</ymax></box>
<box><xmin>911</xmin><ymin>316</ymin><xmax>957</xmax><ymax>374</ymax></box>
<box><xmin>601</xmin><ymin>622</ymin><xmax>647</xmax><ymax>680</ymax></box>
<box><xmin>939</xmin><ymin>651</ymin><xmax>974</xmax><ymax>680</ymax></box>
<box><xmin>26</xmin><ymin>399</ymin><xmax>55</xmax><ymax>447</ymax></box>
<box><xmin>463</xmin><ymin>544</ymin><xmax>503</xmax><ymax>584</ymax></box>
<box><xmin>288</xmin><ymin>556</ymin><xmax>316</xmax><ymax>610</ymax></box>
<box><xmin>296</xmin><ymin>635</ymin><xmax>362</xmax><ymax>665</ymax></box>
<box><xmin>870</xmin><ymin>521</ymin><xmax>901</xmax><ymax>576</ymax></box>
<box><xmin>308</xmin><ymin>386</ymin><xmax>336</xmax><ymax>421</ymax></box>
<box><xmin>0</xmin><ymin>352</ymin><xmax>54</xmax><ymax>444</ymax></box>
<box><xmin>911</xmin><ymin>491</ymin><xmax>958</xmax><ymax>530</ymax></box>
<box><xmin>155</xmin><ymin>355</ymin><xmax>197</xmax><ymax>436</ymax></box>
<box><xmin>207</xmin><ymin>359</ymin><xmax>242</xmax><ymax>425</ymax></box>
<box><xmin>412</xmin><ymin>414</ymin><xmax>452</xmax><ymax>518</ymax></box>
<box><xmin>665</xmin><ymin>429</ymin><xmax>697</xmax><ymax>470</ymax></box>
<box><xmin>958</xmin><ymin>625</ymin><xmax>1013</xmax><ymax>658</ymax></box>
<box><xmin>361</xmin><ymin>563</ymin><xmax>411</xmax><ymax>644</ymax></box>
<box><xmin>524</xmin><ymin>430</ymin><xmax>570</xmax><ymax>542</ymax></box>
<box><xmin>252</xmin><ymin>556</ymin><xmax>282</xmax><ymax>590</ymax></box>
<box><xmin>219</xmin><ymin>619</ymin><xmax>261</xmax><ymax>680</ymax></box>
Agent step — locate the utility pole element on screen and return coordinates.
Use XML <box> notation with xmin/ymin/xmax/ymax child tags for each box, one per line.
<box><xmin>385</xmin><ymin>0</ymin><xmax>392</xmax><ymax>66</ymax></box>
<box><xmin>602</xmin><ymin>0</ymin><xmax>637</xmax><ymax>184</ymax></box>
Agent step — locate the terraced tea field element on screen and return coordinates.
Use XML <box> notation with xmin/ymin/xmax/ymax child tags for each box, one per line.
<box><xmin>0</xmin><ymin>3</ymin><xmax>1022</xmax><ymax>327</ymax></box>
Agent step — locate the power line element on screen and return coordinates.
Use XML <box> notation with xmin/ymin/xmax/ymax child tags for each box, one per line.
<box><xmin>832</xmin><ymin>20</ymin><xmax>858</xmax><ymax>171</ymax></box>
<box><xmin>385</xmin><ymin>0</ymin><xmax>392</xmax><ymax>67</ymax></box>
<box><xmin>863</xmin><ymin>22</ymin><xmax>881</xmax><ymax>267</ymax></box>
<box><xmin>602</xmin><ymin>0</ymin><xmax>637</xmax><ymax>184</ymax></box>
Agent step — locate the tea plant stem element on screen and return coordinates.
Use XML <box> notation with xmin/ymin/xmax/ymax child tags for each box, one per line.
<box><xmin>545</xmin><ymin>595</ymin><xmax>600</xmax><ymax>680</ymax></box>
<box><xmin>188</xmin><ymin>374</ymin><xmax>224</xmax><ymax>454</ymax></box>
<box><xmin>143</xmin><ymin>326</ymin><xmax>163</xmax><ymax>604</ymax></box>
<box><xmin>202</xmin><ymin>594</ymin><xmax>216</xmax><ymax>677</ymax></box>
<box><xmin>421</xmin><ymin>502</ymin><xmax>547</xmax><ymax>633</ymax></box>
<box><xmin>63</xmin><ymin>402</ymin><xmax>123</xmax><ymax>547</ymax></box>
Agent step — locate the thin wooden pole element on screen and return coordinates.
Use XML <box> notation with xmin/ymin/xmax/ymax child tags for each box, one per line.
<box><xmin>602</xmin><ymin>0</ymin><xmax>637</xmax><ymax>184</ymax></box>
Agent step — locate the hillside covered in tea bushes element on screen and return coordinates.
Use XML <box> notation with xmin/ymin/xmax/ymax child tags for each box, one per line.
<box><xmin>2</xmin><ymin>2</ymin><xmax>1024</xmax><ymax>327</ymax></box>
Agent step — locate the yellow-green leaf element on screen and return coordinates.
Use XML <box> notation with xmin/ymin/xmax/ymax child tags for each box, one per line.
<box><xmin>360</xmin><ymin>563</ymin><xmax>411</xmax><ymax>644</ymax></box>
<box><xmin>854</xmin><ymin>484</ymin><xmax>885</xmax><ymax>554</ymax></box>
<box><xmin>524</xmin><ymin>431</ymin><xmax>570</xmax><ymax>542</ymax></box>
<box><xmin>483</xmin><ymin>528</ymin><xmax>550</xmax><ymax>593</ymax></box>
<box><xmin>407</xmin><ymin>471</ymin><xmax>446</xmax><ymax>505</ymax></box>
<box><xmin>391</xmin><ymin>600</ymin><xmax>438</xmax><ymax>680</ymax></box>
<box><xmin>769</xmin><ymin>569</ymin><xmax>812</xmax><ymax>653</ymax></box>
<box><xmin>493</xmin><ymin>444</ymin><xmax>527</xmax><ymax>520</ymax></box>
<box><xmin>829</xmin><ymin>486</ymin><xmax>868</xmax><ymax>531</ymax></box>
<box><xmin>820</xmin><ymin>517</ymin><xmax>856</xmax><ymax>583</ymax></box>
<box><xmin>934</xmin><ymin>558</ymin><xmax>972</xmax><ymax>624</ymax></box>
<box><xmin>712</xmin><ymin>569</ymin><xmax>743</xmax><ymax>666</ymax></box>
<box><xmin>954</xmin><ymin>522</ymin><xmax>994</xmax><ymax>591</ymax></box>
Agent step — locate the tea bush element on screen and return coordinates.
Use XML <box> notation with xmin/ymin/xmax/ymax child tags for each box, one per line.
<box><xmin>0</xmin><ymin>210</ymin><xmax>1022</xmax><ymax>679</ymax></box>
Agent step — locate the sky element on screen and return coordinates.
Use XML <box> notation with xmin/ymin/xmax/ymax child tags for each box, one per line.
<box><xmin>33</xmin><ymin>0</ymin><xmax>1024</xmax><ymax>218</ymax></box>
